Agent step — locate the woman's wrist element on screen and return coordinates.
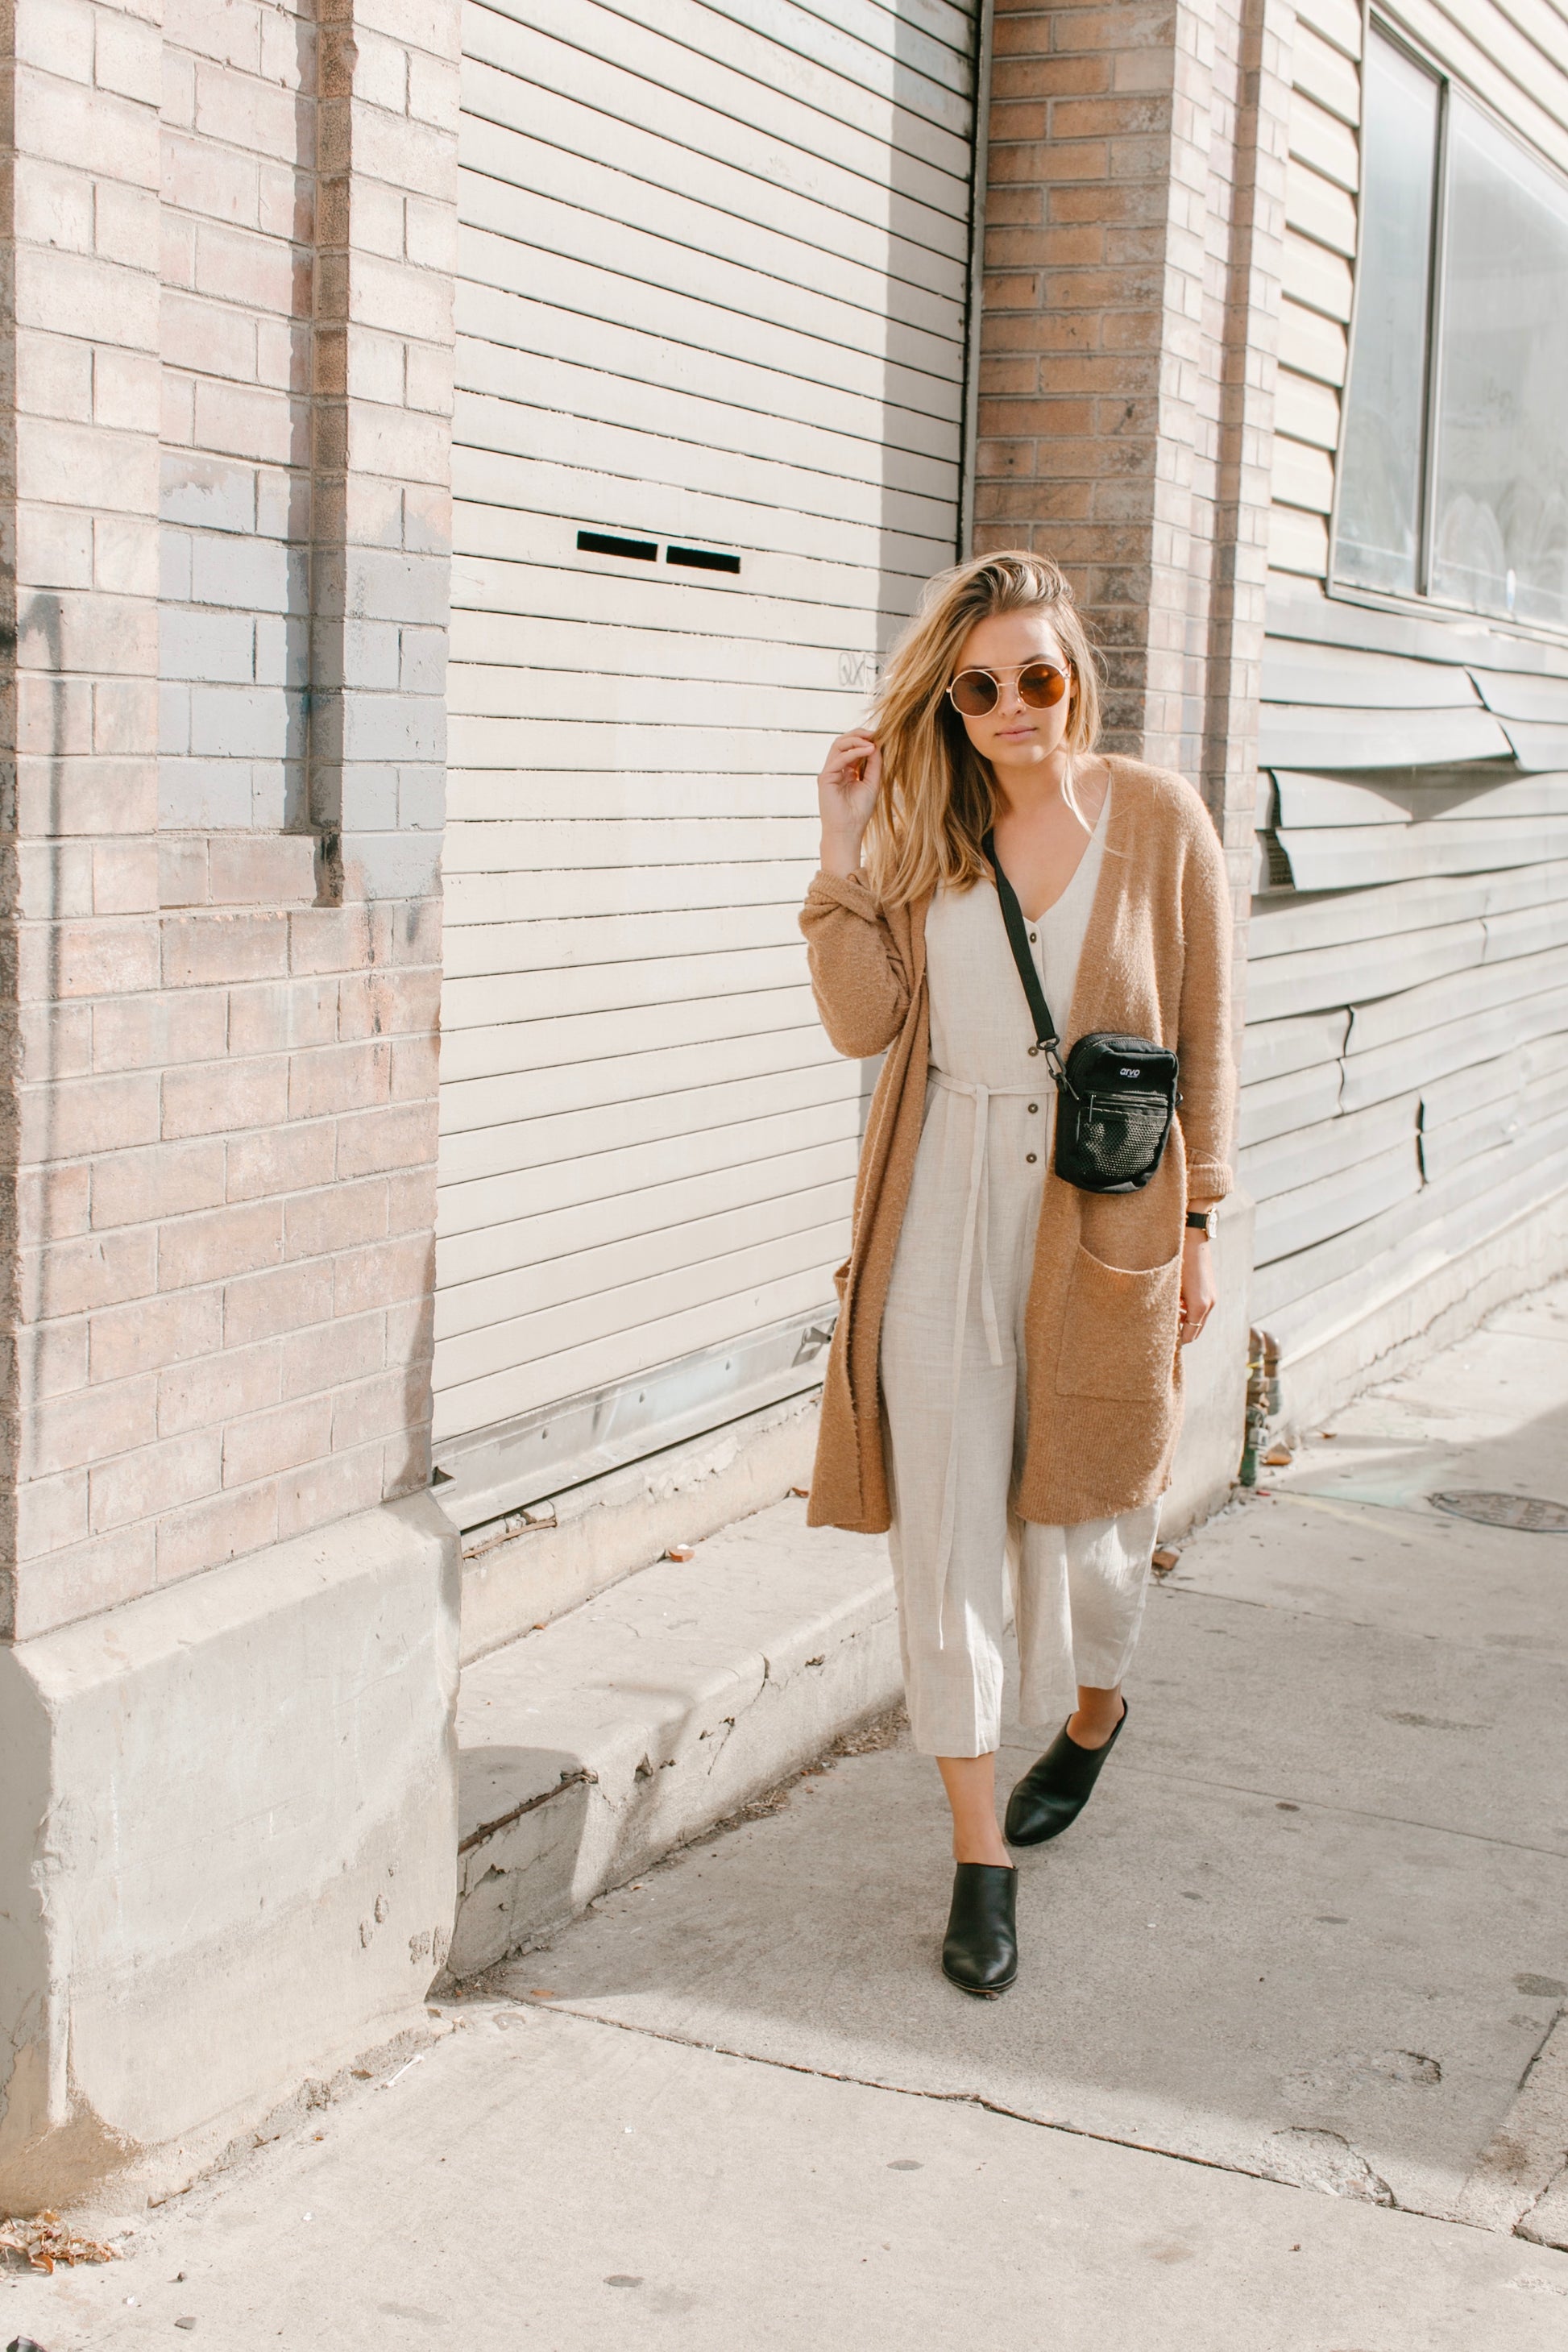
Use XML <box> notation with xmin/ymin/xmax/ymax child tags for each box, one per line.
<box><xmin>819</xmin><ymin>830</ymin><xmax>866</xmax><ymax>880</ymax></box>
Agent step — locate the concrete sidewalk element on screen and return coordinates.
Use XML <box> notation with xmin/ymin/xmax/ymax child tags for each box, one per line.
<box><xmin>6</xmin><ymin>1281</ymin><xmax>1568</xmax><ymax>2350</ymax></box>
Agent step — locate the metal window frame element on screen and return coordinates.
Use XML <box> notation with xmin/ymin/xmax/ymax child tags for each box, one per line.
<box><xmin>1414</xmin><ymin>33</ymin><xmax>1449</xmax><ymax>599</ymax></box>
<box><xmin>1326</xmin><ymin>5</ymin><xmax>1568</xmax><ymax>646</ymax></box>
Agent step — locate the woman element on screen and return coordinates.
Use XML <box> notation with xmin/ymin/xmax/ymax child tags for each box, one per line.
<box><xmin>800</xmin><ymin>551</ymin><xmax>1233</xmax><ymax>1997</ymax></box>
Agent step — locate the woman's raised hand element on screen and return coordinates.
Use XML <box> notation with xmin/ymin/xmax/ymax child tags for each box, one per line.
<box><xmin>817</xmin><ymin>731</ymin><xmax>881</xmax><ymax>877</ymax></box>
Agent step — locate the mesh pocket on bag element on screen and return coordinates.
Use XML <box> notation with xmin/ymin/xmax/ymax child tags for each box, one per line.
<box><xmin>1065</xmin><ymin>1091</ymin><xmax>1169</xmax><ymax>1187</ymax></box>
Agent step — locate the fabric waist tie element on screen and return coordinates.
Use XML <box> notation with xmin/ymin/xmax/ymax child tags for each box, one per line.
<box><xmin>927</xmin><ymin>1071</ymin><xmax>1042</xmax><ymax>1649</ymax></box>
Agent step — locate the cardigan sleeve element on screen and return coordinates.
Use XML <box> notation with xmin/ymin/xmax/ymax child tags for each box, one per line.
<box><xmin>798</xmin><ymin>870</ymin><xmax>912</xmax><ymax>1058</ymax></box>
<box><xmin>1175</xmin><ymin>814</ymin><xmax>1236</xmax><ymax>1204</ymax></box>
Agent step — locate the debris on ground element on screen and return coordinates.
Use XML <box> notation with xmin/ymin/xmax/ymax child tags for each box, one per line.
<box><xmin>1151</xmin><ymin>1545</ymin><xmax>1181</xmax><ymax>1577</ymax></box>
<box><xmin>0</xmin><ymin>2209</ymin><xmax>120</xmax><ymax>2273</ymax></box>
<box><xmin>829</xmin><ymin>1703</ymin><xmax>908</xmax><ymax>1758</ymax></box>
<box><xmin>1263</xmin><ymin>1444</ymin><xmax>1293</xmax><ymax>1466</ymax></box>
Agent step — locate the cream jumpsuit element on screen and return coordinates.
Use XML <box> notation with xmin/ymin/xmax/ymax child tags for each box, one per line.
<box><xmin>878</xmin><ymin>786</ymin><xmax>1159</xmax><ymax>1757</ymax></box>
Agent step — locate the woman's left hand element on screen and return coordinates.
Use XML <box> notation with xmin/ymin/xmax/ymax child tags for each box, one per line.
<box><xmin>1178</xmin><ymin>1233</ymin><xmax>1217</xmax><ymax>1345</ymax></box>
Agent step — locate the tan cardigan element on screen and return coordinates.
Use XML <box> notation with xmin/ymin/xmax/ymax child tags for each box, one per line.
<box><xmin>799</xmin><ymin>756</ymin><xmax>1235</xmax><ymax>1532</ymax></box>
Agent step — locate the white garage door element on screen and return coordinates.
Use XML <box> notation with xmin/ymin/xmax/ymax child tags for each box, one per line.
<box><xmin>435</xmin><ymin>0</ymin><xmax>985</xmax><ymax>1526</ymax></box>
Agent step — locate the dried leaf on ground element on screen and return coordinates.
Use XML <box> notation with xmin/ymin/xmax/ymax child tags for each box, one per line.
<box><xmin>0</xmin><ymin>2209</ymin><xmax>120</xmax><ymax>2273</ymax></box>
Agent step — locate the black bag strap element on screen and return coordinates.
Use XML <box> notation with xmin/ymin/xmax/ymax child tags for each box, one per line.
<box><xmin>981</xmin><ymin>829</ymin><xmax>1068</xmax><ymax>1086</ymax></box>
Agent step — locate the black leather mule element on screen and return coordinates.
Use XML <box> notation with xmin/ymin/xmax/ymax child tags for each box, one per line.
<box><xmin>941</xmin><ymin>1861</ymin><xmax>1018</xmax><ymax>1997</ymax></box>
<box><xmin>1005</xmin><ymin>1700</ymin><xmax>1128</xmax><ymax>1847</ymax></box>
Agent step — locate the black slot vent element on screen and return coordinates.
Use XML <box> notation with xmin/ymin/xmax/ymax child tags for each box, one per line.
<box><xmin>666</xmin><ymin>544</ymin><xmax>741</xmax><ymax>574</ymax></box>
<box><xmin>578</xmin><ymin>529</ymin><xmax>657</xmax><ymax>561</ymax></box>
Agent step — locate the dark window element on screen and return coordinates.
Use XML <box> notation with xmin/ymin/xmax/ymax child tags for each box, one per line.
<box><xmin>577</xmin><ymin>530</ymin><xmax>657</xmax><ymax>561</ymax></box>
<box><xmin>666</xmin><ymin>545</ymin><xmax>741</xmax><ymax>574</ymax></box>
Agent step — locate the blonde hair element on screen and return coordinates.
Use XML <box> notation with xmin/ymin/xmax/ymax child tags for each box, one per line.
<box><xmin>862</xmin><ymin>550</ymin><xmax>1102</xmax><ymax>907</ymax></box>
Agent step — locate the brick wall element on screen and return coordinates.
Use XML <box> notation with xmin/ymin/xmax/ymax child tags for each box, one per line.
<box><xmin>159</xmin><ymin>0</ymin><xmax>314</xmax><ymax>834</ymax></box>
<box><xmin>2</xmin><ymin>0</ymin><xmax>460</xmax><ymax>1644</ymax></box>
<box><xmin>975</xmin><ymin>0</ymin><xmax>1292</xmax><ymax>966</ymax></box>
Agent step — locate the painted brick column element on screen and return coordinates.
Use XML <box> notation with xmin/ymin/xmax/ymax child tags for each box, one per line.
<box><xmin>1199</xmin><ymin>0</ymin><xmax>1294</xmax><ymax>993</ymax></box>
<box><xmin>2</xmin><ymin>0</ymin><xmax>464</xmax><ymax>2212</ymax></box>
<box><xmin>974</xmin><ymin>0</ymin><xmax>1294</xmax><ymax>1530</ymax></box>
<box><xmin>2</xmin><ymin>0</ymin><xmax>167</xmax><ymax>1643</ymax></box>
<box><xmin>311</xmin><ymin>0</ymin><xmax>458</xmax><ymax>907</ymax></box>
<box><xmin>977</xmin><ymin>0</ymin><xmax>1292</xmax><ymax>907</ymax></box>
<box><xmin>1</xmin><ymin>0</ymin><xmax>463</xmax><ymax>1647</ymax></box>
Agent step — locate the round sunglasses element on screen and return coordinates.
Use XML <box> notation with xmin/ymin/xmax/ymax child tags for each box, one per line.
<box><xmin>947</xmin><ymin>660</ymin><xmax>1070</xmax><ymax>718</ymax></box>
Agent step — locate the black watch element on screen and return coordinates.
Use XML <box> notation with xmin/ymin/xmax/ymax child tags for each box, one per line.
<box><xmin>1185</xmin><ymin>1208</ymin><xmax>1217</xmax><ymax>1240</ymax></box>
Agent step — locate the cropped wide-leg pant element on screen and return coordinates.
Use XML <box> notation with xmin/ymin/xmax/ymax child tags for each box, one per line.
<box><xmin>879</xmin><ymin>1079</ymin><xmax>1159</xmax><ymax>1759</ymax></box>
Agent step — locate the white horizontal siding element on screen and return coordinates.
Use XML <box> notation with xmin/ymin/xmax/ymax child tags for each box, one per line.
<box><xmin>438</xmin><ymin>1134</ymin><xmax>857</xmax><ymax>1293</ymax></box>
<box><xmin>437</xmin><ymin>0</ymin><xmax>977</xmax><ymax>1457</ymax></box>
<box><xmin>1393</xmin><ymin>0</ymin><xmax>1568</xmax><ymax>176</ymax></box>
<box><xmin>1270</xmin><ymin>0</ymin><xmax>1361</xmax><ymax>581</ymax></box>
<box><xmin>1252</xmin><ymin>1110</ymin><xmax>1568</xmax><ymax>1344</ymax></box>
<box><xmin>1275</xmin><ymin>810</ymin><xmax>1568</xmax><ymax>889</ymax></box>
<box><xmin>1246</xmin><ymin>565</ymin><xmax>1568</xmax><ymax>1357</ymax></box>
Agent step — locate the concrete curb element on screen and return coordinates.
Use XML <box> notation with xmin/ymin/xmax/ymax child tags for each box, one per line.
<box><xmin>446</xmin><ymin>1500</ymin><xmax>899</xmax><ymax>1977</ymax></box>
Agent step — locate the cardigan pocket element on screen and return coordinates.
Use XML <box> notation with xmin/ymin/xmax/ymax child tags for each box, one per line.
<box><xmin>1054</xmin><ymin>1242</ymin><xmax>1182</xmax><ymax>1403</ymax></box>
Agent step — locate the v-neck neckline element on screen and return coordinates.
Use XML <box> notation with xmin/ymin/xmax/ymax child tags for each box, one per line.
<box><xmin>1018</xmin><ymin>776</ymin><xmax>1113</xmax><ymax>926</ymax></box>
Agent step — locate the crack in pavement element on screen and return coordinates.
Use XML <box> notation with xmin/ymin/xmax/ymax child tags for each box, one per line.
<box><xmin>478</xmin><ymin>1995</ymin><xmax>1562</xmax><ymax>2235</ymax></box>
<box><xmin>493</xmin><ymin>1990</ymin><xmax>1316</xmax><ymax>2200</ymax></box>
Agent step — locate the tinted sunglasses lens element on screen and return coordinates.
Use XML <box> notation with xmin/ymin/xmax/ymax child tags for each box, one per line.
<box><xmin>1018</xmin><ymin>663</ymin><xmax>1068</xmax><ymax>708</ymax></box>
<box><xmin>949</xmin><ymin>670</ymin><xmax>998</xmax><ymax>716</ymax></box>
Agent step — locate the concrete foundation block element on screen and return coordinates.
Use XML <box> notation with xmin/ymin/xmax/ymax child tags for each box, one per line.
<box><xmin>0</xmin><ymin>1494</ymin><xmax>460</xmax><ymax>2213</ymax></box>
<box><xmin>448</xmin><ymin>1501</ymin><xmax>898</xmax><ymax>1978</ymax></box>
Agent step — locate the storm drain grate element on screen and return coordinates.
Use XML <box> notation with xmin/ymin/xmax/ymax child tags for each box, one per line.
<box><xmin>1429</xmin><ymin>1490</ymin><xmax>1568</xmax><ymax>1533</ymax></box>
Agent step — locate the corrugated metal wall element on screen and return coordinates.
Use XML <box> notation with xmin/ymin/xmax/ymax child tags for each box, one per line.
<box><xmin>1248</xmin><ymin>2</ymin><xmax>1568</xmax><ymax>1385</ymax></box>
<box><xmin>434</xmin><ymin>0</ymin><xmax>982</xmax><ymax>1521</ymax></box>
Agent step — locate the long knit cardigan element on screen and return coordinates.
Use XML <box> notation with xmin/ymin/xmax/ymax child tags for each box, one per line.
<box><xmin>799</xmin><ymin>756</ymin><xmax>1236</xmax><ymax>1533</ymax></box>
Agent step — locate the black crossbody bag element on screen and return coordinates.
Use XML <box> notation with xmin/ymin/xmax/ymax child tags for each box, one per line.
<box><xmin>982</xmin><ymin>828</ymin><xmax>1178</xmax><ymax>1195</ymax></box>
